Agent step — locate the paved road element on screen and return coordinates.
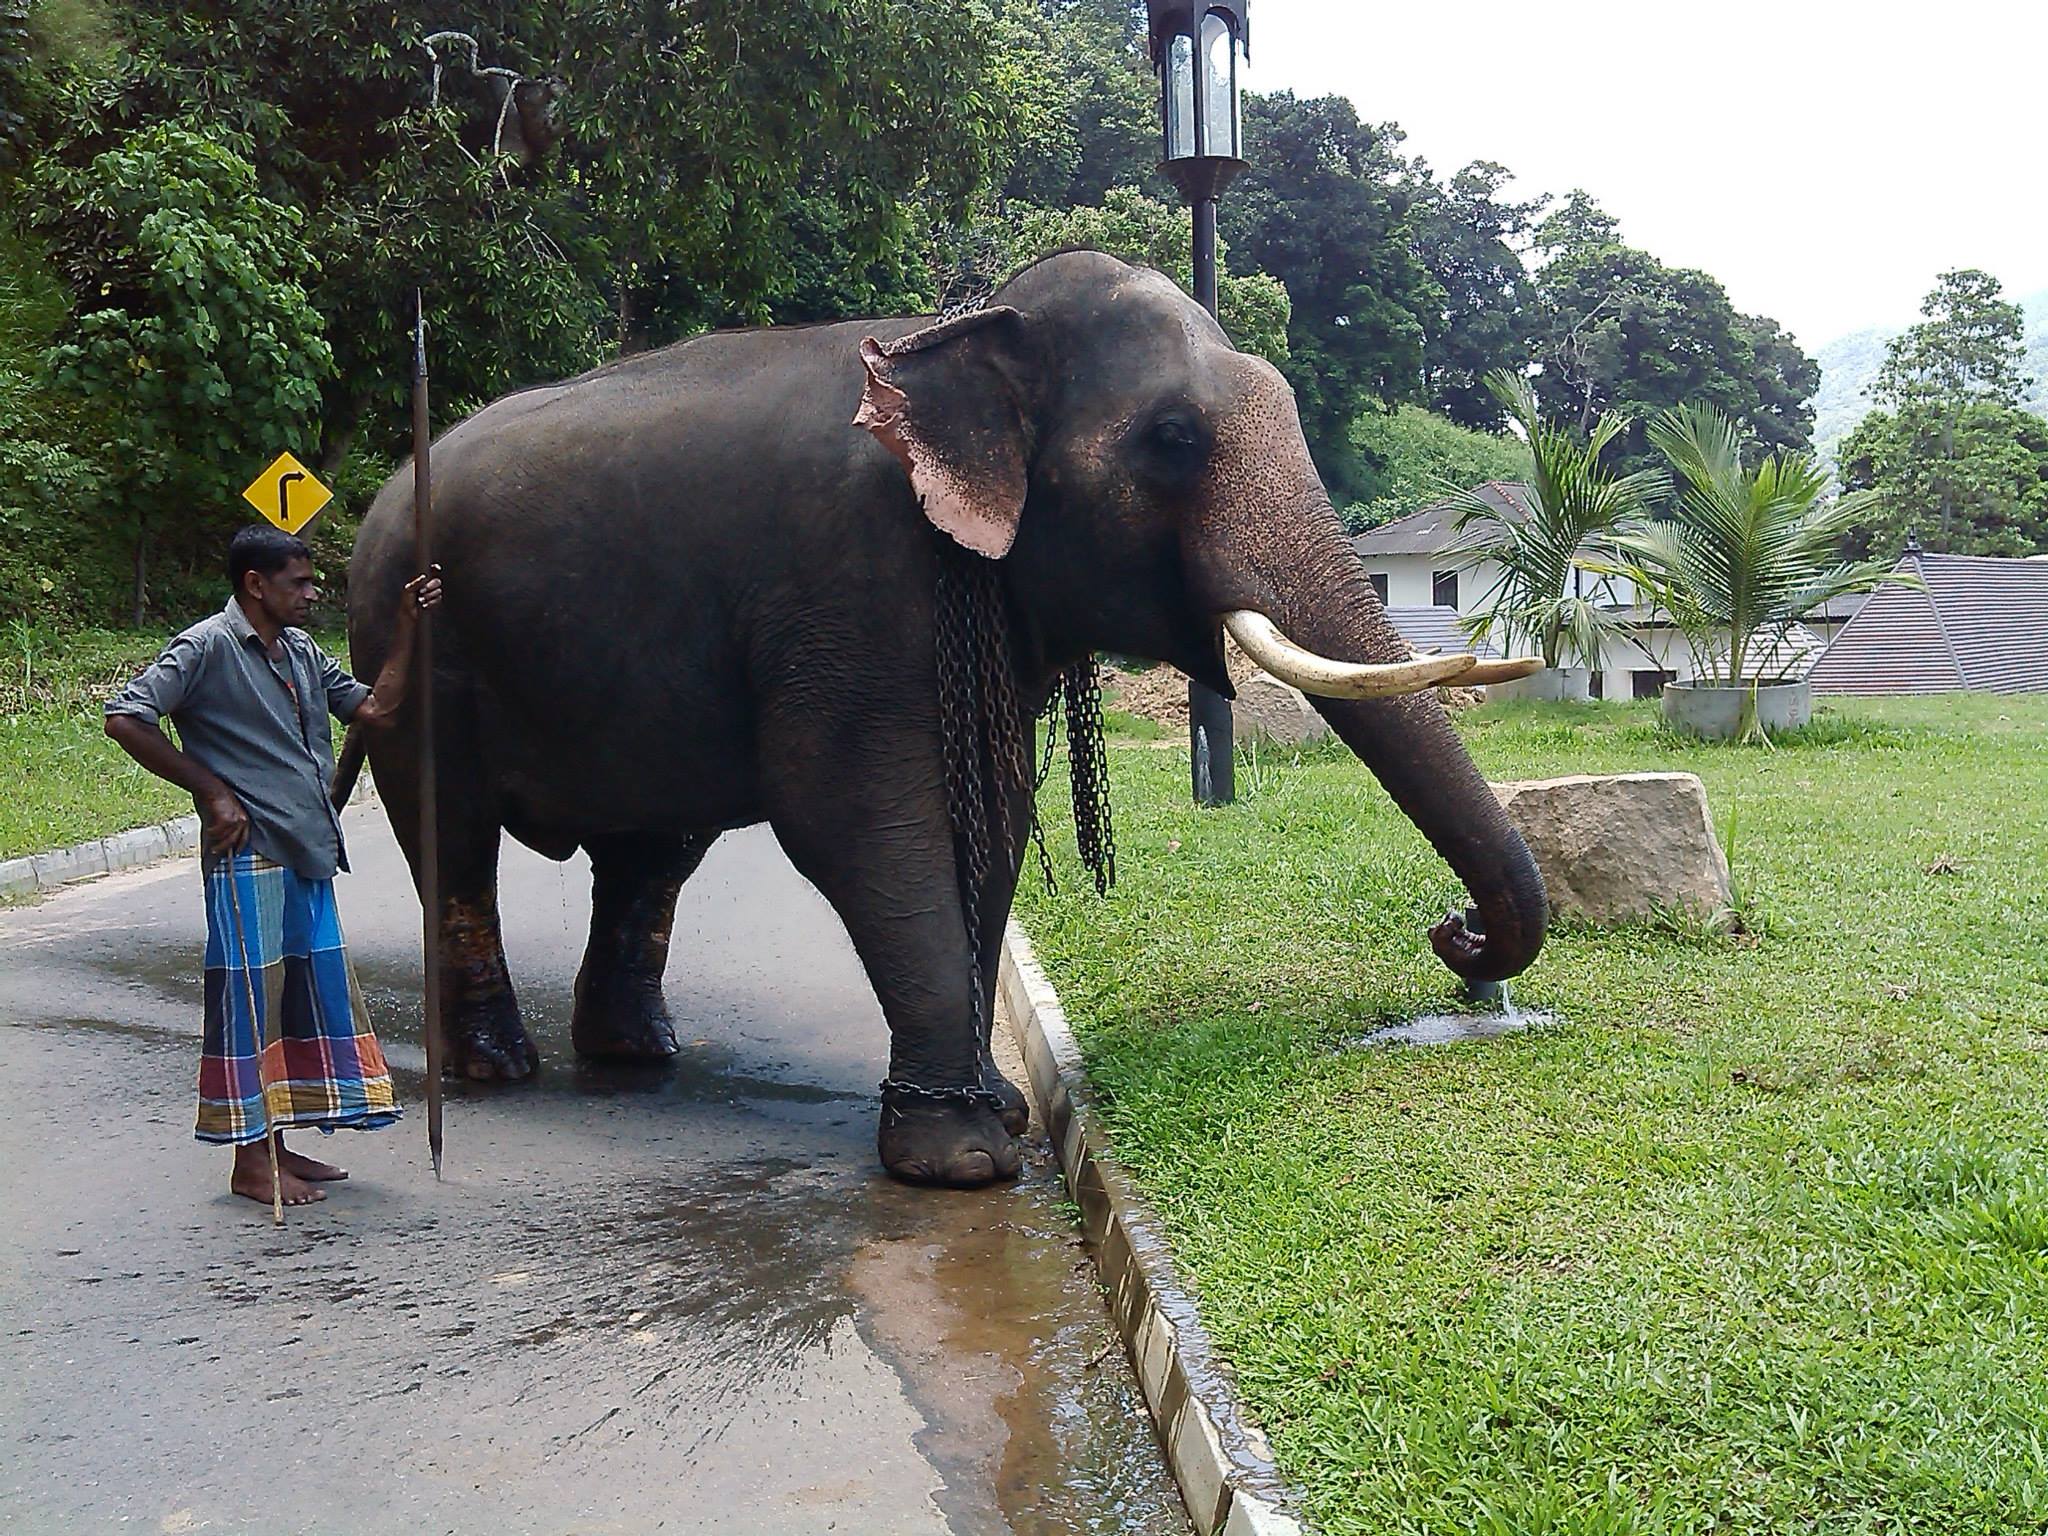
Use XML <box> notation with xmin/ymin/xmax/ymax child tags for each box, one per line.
<box><xmin>0</xmin><ymin>806</ymin><xmax>1187</xmax><ymax>1535</ymax></box>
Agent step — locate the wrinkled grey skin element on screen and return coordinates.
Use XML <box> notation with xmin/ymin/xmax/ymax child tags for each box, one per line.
<box><xmin>347</xmin><ymin>250</ymin><xmax>1547</xmax><ymax>1188</ymax></box>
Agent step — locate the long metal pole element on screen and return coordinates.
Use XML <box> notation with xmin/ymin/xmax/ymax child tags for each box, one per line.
<box><xmin>411</xmin><ymin>288</ymin><xmax>445</xmax><ymax>1178</ymax></box>
<box><xmin>1188</xmin><ymin>194</ymin><xmax>1235</xmax><ymax>806</ymax></box>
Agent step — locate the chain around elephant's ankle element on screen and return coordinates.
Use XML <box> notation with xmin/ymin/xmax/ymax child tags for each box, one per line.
<box><xmin>878</xmin><ymin>1077</ymin><xmax>1007</xmax><ymax>1122</ymax></box>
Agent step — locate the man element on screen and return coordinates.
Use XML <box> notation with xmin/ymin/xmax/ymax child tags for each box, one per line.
<box><xmin>106</xmin><ymin>525</ymin><xmax>440</xmax><ymax>1209</ymax></box>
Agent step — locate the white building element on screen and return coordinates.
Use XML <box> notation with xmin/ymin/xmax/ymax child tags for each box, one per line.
<box><xmin>1350</xmin><ymin>482</ymin><xmax>1858</xmax><ymax>700</ymax></box>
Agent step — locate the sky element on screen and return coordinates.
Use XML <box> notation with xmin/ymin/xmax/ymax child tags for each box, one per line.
<box><xmin>1240</xmin><ymin>0</ymin><xmax>2048</xmax><ymax>349</ymax></box>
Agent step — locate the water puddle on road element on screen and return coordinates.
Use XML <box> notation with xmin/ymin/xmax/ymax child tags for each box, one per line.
<box><xmin>849</xmin><ymin>1137</ymin><xmax>1192</xmax><ymax>1536</ymax></box>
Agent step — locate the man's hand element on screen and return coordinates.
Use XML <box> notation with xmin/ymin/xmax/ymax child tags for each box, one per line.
<box><xmin>397</xmin><ymin>566</ymin><xmax>444</xmax><ymax>625</ymax></box>
<box><xmin>201</xmin><ymin>787</ymin><xmax>251</xmax><ymax>858</ymax></box>
<box><xmin>354</xmin><ymin>565</ymin><xmax>444</xmax><ymax>731</ymax></box>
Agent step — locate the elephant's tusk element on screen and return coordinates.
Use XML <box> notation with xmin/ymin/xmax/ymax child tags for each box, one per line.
<box><xmin>1224</xmin><ymin>611</ymin><xmax>1478</xmax><ymax>699</ymax></box>
<box><xmin>1427</xmin><ymin>654</ymin><xmax>1546</xmax><ymax>686</ymax></box>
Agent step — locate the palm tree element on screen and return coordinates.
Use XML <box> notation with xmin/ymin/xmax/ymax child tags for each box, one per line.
<box><xmin>1450</xmin><ymin>370</ymin><xmax>1664</xmax><ymax>672</ymax></box>
<box><xmin>1598</xmin><ymin>404</ymin><xmax>1905</xmax><ymax>692</ymax></box>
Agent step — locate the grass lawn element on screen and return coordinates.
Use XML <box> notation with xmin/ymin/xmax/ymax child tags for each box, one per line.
<box><xmin>0</xmin><ymin>621</ymin><xmax>351</xmax><ymax>861</ymax></box>
<box><xmin>1017</xmin><ymin>694</ymin><xmax>2048</xmax><ymax>1535</ymax></box>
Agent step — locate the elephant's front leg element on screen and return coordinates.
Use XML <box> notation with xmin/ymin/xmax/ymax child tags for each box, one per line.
<box><xmin>765</xmin><ymin>749</ymin><xmax>1021</xmax><ymax>1188</ymax></box>
<box><xmin>572</xmin><ymin>831</ymin><xmax>717</xmax><ymax>1062</ymax></box>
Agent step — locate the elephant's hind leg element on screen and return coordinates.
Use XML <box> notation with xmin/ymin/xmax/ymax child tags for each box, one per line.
<box><xmin>572</xmin><ymin>831</ymin><xmax>716</xmax><ymax>1062</ymax></box>
<box><xmin>371</xmin><ymin>722</ymin><xmax>537</xmax><ymax>1082</ymax></box>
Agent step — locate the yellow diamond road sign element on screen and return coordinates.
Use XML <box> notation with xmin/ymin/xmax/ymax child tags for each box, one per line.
<box><xmin>243</xmin><ymin>452</ymin><xmax>332</xmax><ymax>534</ymax></box>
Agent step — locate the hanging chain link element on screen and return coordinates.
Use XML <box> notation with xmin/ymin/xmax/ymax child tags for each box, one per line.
<box><xmin>928</xmin><ymin>533</ymin><xmax>1116</xmax><ymax>1095</ymax></box>
<box><xmin>1061</xmin><ymin>662</ymin><xmax>1116</xmax><ymax>897</ymax></box>
<box><xmin>934</xmin><ymin>537</ymin><xmax>1013</xmax><ymax>1048</ymax></box>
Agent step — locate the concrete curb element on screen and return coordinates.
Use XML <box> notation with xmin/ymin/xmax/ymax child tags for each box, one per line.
<box><xmin>1</xmin><ymin>777</ymin><xmax>379</xmax><ymax>900</ymax></box>
<box><xmin>998</xmin><ymin>921</ymin><xmax>1309</xmax><ymax>1536</ymax></box>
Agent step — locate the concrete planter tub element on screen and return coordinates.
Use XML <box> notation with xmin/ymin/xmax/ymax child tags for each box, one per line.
<box><xmin>1489</xmin><ymin>666</ymin><xmax>1592</xmax><ymax>704</ymax></box>
<box><xmin>1662</xmin><ymin>679</ymin><xmax>1812</xmax><ymax>740</ymax></box>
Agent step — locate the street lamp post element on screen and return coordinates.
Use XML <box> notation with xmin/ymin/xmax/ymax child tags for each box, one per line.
<box><xmin>1146</xmin><ymin>0</ymin><xmax>1248</xmax><ymax>806</ymax></box>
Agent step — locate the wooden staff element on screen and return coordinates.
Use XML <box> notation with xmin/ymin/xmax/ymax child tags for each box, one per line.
<box><xmin>412</xmin><ymin>288</ymin><xmax>445</xmax><ymax>1178</ymax></box>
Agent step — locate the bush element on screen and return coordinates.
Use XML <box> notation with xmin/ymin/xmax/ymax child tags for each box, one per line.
<box><xmin>0</xmin><ymin>227</ymin><xmax>122</xmax><ymax>625</ymax></box>
<box><xmin>24</xmin><ymin>122</ymin><xmax>332</xmax><ymax>625</ymax></box>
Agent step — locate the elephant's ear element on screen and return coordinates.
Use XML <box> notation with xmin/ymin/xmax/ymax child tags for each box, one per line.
<box><xmin>855</xmin><ymin>306</ymin><xmax>1029</xmax><ymax>559</ymax></box>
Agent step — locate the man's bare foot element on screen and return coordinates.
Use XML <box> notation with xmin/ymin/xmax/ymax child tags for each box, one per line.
<box><xmin>232</xmin><ymin>1140</ymin><xmax>325</xmax><ymax>1207</ymax></box>
<box><xmin>277</xmin><ymin>1142</ymin><xmax>348</xmax><ymax>1182</ymax></box>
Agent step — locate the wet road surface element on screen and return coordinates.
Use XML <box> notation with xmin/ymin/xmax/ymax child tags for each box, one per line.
<box><xmin>0</xmin><ymin>807</ymin><xmax>1189</xmax><ymax>1535</ymax></box>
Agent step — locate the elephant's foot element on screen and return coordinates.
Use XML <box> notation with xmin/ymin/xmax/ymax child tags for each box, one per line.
<box><xmin>571</xmin><ymin>971</ymin><xmax>680</xmax><ymax>1063</ymax></box>
<box><xmin>878</xmin><ymin>1084</ymin><xmax>1022</xmax><ymax>1188</ymax></box>
<box><xmin>980</xmin><ymin>1058</ymin><xmax>1031</xmax><ymax>1137</ymax></box>
<box><xmin>443</xmin><ymin>992</ymin><xmax>540</xmax><ymax>1082</ymax></box>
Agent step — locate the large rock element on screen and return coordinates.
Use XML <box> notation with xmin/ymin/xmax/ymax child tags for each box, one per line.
<box><xmin>1491</xmin><ymin>772</ymin><xmax>1731</xmax><ymax>924</ymax></box>
<box><xmin>1232</xmin><ymin>672</ymin><xmax>1331</xmax><ymax>746</ymax></box>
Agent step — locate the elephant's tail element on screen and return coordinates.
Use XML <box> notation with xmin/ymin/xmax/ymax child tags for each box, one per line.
<box><xmin>330</xmin><ymin>723</ymin><xmax>368</xmax><ymax>812</ymax></box>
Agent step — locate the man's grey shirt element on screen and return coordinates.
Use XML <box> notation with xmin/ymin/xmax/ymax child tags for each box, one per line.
<box><xmin>106</xmin><ymin>598</ymin><xmax>370</xmax><ymax>879</ymax></box>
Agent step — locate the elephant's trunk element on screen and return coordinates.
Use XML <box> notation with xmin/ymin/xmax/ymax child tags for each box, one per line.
<box><xmin>1197</xmin><ymin>513</ymin><xmax>1549</xmax><ymax>984</ymax></box>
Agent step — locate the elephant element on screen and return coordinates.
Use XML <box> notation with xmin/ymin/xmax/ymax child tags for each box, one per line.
<box><xmin>344</xmin><ymin>249</ymin><xmax>1548</xmax><ymax>1188</ymax></box>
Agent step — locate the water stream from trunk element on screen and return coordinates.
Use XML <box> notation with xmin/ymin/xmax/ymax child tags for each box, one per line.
<box><xmin>1350</xmin><ymin>977</ymin><xmax>1556</xmax><ymax>1050</ymax></box>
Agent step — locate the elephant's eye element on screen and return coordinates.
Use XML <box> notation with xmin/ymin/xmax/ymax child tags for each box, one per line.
<box><xmin>1134</xmin><ymin>410</ymin><xmax>1209</xmax><ymax>487</ymax></box>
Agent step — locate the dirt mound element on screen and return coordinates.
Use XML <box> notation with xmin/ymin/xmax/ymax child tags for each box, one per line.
<box><xmin>1102</xmin><ymin>639</ymin><xmax>1264</xmax><ymax>730</ymax></box>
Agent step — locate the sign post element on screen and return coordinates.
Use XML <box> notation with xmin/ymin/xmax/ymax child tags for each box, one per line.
<box><xmin>412</xmin><ymin>289</ymin><xmax>446</xmax><ymax>1179</ymax></box>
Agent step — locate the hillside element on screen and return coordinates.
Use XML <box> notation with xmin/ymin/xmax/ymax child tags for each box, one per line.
<box><xmin>1812</xmin><ymin>288</ymin><xmax>2048</xmax><ymax>463</ymax></box>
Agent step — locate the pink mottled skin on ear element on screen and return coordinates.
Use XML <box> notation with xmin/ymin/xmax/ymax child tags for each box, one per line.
<box><xmin>855</xmin><ymin>335</ymin><xmax>1020</xmax><ymax>559</ymax></box>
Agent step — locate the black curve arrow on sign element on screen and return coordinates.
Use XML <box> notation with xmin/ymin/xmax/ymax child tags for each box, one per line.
<box><xmin>277</xmin><ymin>469</ymin><xmax>306</xmax><ymax>526</ymax></box>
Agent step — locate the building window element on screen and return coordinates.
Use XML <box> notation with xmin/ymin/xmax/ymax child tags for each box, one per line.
<box><xmin>1368</xmin><ymin>572</ymin><xmax>1389</xmax><ymax>604</ymax></box>
<box><xmin>1431</xmin><ymin>569</ymin><xmax>1458</xmax><ymax>608</ymax></box>
<box><xmin>1589</xmin><ymin>670</ymin><xmax>1606</xmax><ymax>700</ymax></box>
<box><xmin>1631</xmin><ymin>669</ymin><xmax>1675</xmax><ymax>700</ymax></box>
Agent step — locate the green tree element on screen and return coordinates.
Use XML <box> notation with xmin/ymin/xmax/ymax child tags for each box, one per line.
<box><xmin>1532</xmin><ymin>188</ymin><xmax>1620</xmax><ymax>255</ymax></box>
<box><xmin>26</xmin><ymin>125</ymin><xmax>332</xmax><ymax>623</ymax></box>
<box><xmin>1006</xmin><ymin>186</ymin><xmax>1290</xmax><ymax>364</ymax></box>
<box><xmin>1451</xmin><ymin>370</ymin><xmax>1662</xmax><ymax>670</ymax></box>
<box><xmin>1839</xmin><ymin>401</ymin><xmax>2048</xmax><ymax>556</ymax></box>
<box><xmin>994</xmin><ymin>0</ymin><xmax>1155</xmax><ymax>209</ymax></box>
<box><xmin>1410</xmin><ymin>160</ymin><xmax>1546</xmax><ymax>432</ymax></box>
<box><xmin>1872</xmin><ymin>268</ymin><xmax>2030</xmax><ymax>411</ymax></box>
<box><xmin>1347</xmin><ymin>404</ymin><xmax>1530</xmax><ymax>532</ymax></box>
<box><xmin>1220</xmin><ymin>92</ymin><xmax>1433</xmax><ymax>503</ymax></box>
<box><xmin>0</xmin><ymin>228</ymin><xmax>117</xmax><ymax>624</ymax></box>
<box><xmin>1843</xmin><ymin>270</ymin><xmax>2043</xmax><ymax>554</ymax></box>
<box><xmin>545</xmin><ymin>0</ymin><xmax>1002</xmax><ymax>348</ymax></box>
<box><xmin>85</xmin><ymin>2</ymin><xmax>1005</xmax><ymax>466</ymax></box>
<box><xmin>1529</xmin><ymin>192</ymin><xmax>1815</xmax><ymax>466</ymax></box>
<box><xmin>1741</xmin><ymin>313</ymin><xmax>1822</xmax><ymax>459</ymax></box>
<box><xmin>1599</xmin><ymin>404</ymin><xmax>1902</xmax><ymax>703</ymax></box>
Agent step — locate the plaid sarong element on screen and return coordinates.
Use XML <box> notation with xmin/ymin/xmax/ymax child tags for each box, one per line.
<box><xmin>198</xmin><ymin>851</ymin><xmax>400</xmax><ymax>1144</ymax></box>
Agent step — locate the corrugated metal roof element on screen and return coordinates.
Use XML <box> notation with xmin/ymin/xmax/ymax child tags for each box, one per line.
<box><xmin>1351</xmin><ymin>482</ymin><xmax>1530</xmax><ymax>557</ymax></box>
<box><xmin>1382</xmin><ymin>606</ymin><xmax>1504</xmax><ymax>658</ymax></box>
<box><xmin>1809</xmin><ymin>553</ymin><xmax>2048</xmax><ymax>695</ymax></box>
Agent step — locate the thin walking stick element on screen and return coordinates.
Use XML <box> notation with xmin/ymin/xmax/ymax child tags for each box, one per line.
<box><xmin>222</xmin><ymin>855</ymin><xmax>284</xmax><ymax>1227</ymax></box>
<box><xmin>413</xmin><ymin>288</ymin><xmax>446</xmax><ymax>1179</ymax></box>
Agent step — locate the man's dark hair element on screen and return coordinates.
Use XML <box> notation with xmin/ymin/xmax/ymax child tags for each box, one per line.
<box><xmin>227</xmin><ymin>524</ymin><xmax>311</xmax><ymax>590</ymax></box>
